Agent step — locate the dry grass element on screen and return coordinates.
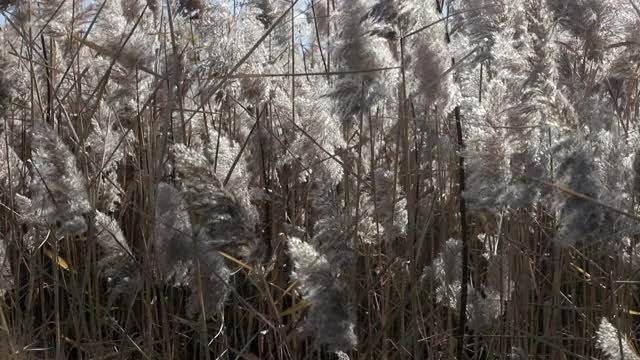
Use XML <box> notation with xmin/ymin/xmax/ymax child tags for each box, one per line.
<box><xmin>0</xmin><ymin>0</ymin><xmax>638</xmax><ymax>359</ymax></box>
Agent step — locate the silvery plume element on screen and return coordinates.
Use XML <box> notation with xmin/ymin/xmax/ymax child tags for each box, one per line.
<box><xmin>553</xmin><ymin>145</ymin><xmax>615</xmax><ymax>247</ymax></box>
<box><xmin>154</xmin><ymin>182</ymin><xmax>231</xmax><ymax>317</ymax></box>
<box><xmin>30</xmin><ymin>122</ymin><xmax>91</xmax><ymax>238</ymax></box>
<box><xmin>373</xmin><ymin>167</ymin><xmax>408</xmax><ymax>241</ymax></box>
<box><xmin>287</xmin><ymin>226</ymin><xmax>357</xmax><ymax>352</ymax></box>
<box><xmin>92</xmin><ymin>211</ymin><xmax>140</xmax><ymax>305</ymax></box>
<box><xmin>422</xmin><ymin>237</ymin><xmax>512</xmax><ymax>332</ymax></box>
<box><xmin>0</xmin><ymin>234</ymin><xmax>13</xmax><ymax>295</ymax></box>
<box><xmin>596</xmin><ymin>317</ymin><xmax>640</xmax><ymax>360</ymax></box>
<box><xmin>0</xmin><ymin>136</ymin><xmax>29</xmax><ymax>194</ymax></box>
<box><xmin>172</xmin><ymin>144</ymin><xmax>259</xmax><ymax>261</ymax></box>
<box><xmin>155</xmin><ymin>182</ymin><xmax>193</xmax><ymax>286</ymax></box>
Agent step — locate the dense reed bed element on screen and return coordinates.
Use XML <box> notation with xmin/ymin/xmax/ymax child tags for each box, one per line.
<box><xmin>0</xmin><ymin>0</ymin><xmax>640</xmax><ymax>359</ymax></box>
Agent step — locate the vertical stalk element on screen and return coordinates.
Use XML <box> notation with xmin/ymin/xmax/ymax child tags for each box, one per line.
<box><xmin>454</xmin><ymin>105</ymin><xmax>469</xmax><ymax>360</ymax></box>
<box><xmin>310</xmin><ymin>0</ymin><xmax>328</xmax><ymax>77</ymax></box>
<box><xmin>291</xmin><ymin>0</ymin><xmax>295</xmax><ymax>125</ymax></box>
<box><xmin>479</xmin><ymin>62</ymin><xmax>483</xmax><ymax>103</ymax></box>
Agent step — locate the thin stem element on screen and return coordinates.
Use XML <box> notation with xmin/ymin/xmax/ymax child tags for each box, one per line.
<box><xmin>454</xmin><ymin>105</ymin><xmax>470</xmax><ymax>360</ymax></box>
